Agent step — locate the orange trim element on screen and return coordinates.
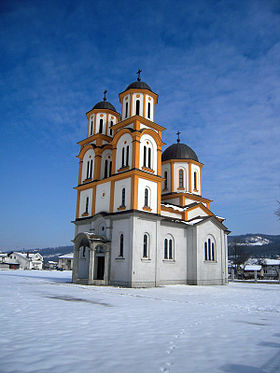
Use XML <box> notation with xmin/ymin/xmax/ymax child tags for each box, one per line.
<box><xmin>132</xmin><ymin>134</ymin><xmax>140</xmax><ymax>169</ymax></box>
<box><xmin>81</xmin><ymin>212</ymin><xmax>89</xmax><ymax>217</ymax></box>
<box><xmin>111</xmin><ymin>128</ymin><xmax>133</xmax><ymax>146</ymax></box>
<box><xmin>86</xmin><ymin>108</ymin><xmax>120</xmax><ymax>121</ymax></box>
<box><xmin>75</xmin><ymin>169</ymin><xmax>162</xmax><ymax>190</ymax></box>
<box><xmin>143</xmin><ymin>206</ymin><xmax>152</xmax><ymax>212</ymax></box>
<box><xmin>179</xmin><ymin>195</ymin><xmax>185</xmax><ymax>206</ymax></box>
<box><xmin>141</xmin><ymin>166</ymin><xmax>155</xmax><ymax>173</ymax></box>
<box><xmin>131</xmin><ymin>175</ymin><xmax>138</xmax><ymax>209</ymax></box>
<box><xmin>162</xmin><ymin>159</ymin><xmax>204</xmax><ymax>167</ymax></box>
<box><xmin>109</xmin><ymin>180</ymin><xmax>115</xmax><ymax>212</ymax></box>
<box><xmin>94</xmin><ymin>148</ymin><xmax>102</xmax><ymax>180</ymax></box>
<box><xmin>177</xmin><ymin>187</ymin><xmax>185</xmax><ymax>191</ymax></box>
<box><xmin>157</xmin><ymin>181</ymin><xmax>161</xmax><ymax>214</ymax></box>
<box><xmin>111</xmin><ymin>146</ymin><xmax>117</xmax><ymax>174</ymax></box>
<box><xmin>111</xmin><ymin>115</ymin><xmax>165</xmax><ymax>133</ymax></box>
<box><xmin>78</xmin><ymin>133</ymin><xmax>111</xmax><ymax>147</ymax></box>
<box><xmin>92</xmin><ymin>186</ymin><xmax>96</xmax><ymax>215</ymax></box>
<box><xmin>78</xmin><ymin>160</ymin><xmax>83</xmax><ymax>185</ymax></box>
<box><xmin>139</xmin><ymin>128</ymin><xmax>163</xmax><ymax>147</ymax></box>
<box><xmin>186</xmin><ymin>202</ymin><xmax>214</xmax><ymax>217</ymax></box>
<box><xmin>157</xmin><ymin>148</ymin><xmax>161</xmax><ymax>176</ymax></box>
<box><xmin>76</xmin><ymin>190</ymin><xmax>80</xmax><ymax>218</ymax></box>
<box><xmin>77</xmin><ymin>144</ymin><xmax>95</xmax><ymax>160</ymax></box>
<box><xmin>117</xmin><ymin>166</ymin><xmax>130</xmax><ymax>172</ymax></box>
<box><xmin>161</xmin><ymin>192</ymin><xmax>212</xmax><ymax>204</ymax></box>
<box><xmin>119</xmin><ymin>88</ymin><xmax>158</xmax><ymax>105</ymax></box>
<box><xmin>161</xmin><ymin>205</ymin><xmax>183</xmax><ymax>218</ymax></box>
<box><xmin>117</xmin><ymin>206</ymin><xmax>126</xmax><ymax>211</ymax></box>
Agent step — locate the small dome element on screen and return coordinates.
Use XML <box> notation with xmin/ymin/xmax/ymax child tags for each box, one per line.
<box><xmin>162</xmin><ymin>142</ymin><xmax>199</xmax><ymax>162</ymax></box>
<box><xmin>125</xmin><ymin>81</ymin><xmax>152</xmax><ymax>91</ymax></box>
<box><xmin>92</xmin><ymin>100</ymin><xmax>117</xmax><ymax>112</ymax></box>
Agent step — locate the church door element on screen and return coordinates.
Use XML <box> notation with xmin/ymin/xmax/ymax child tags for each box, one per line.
<box><xmin>96</xmin><ymin>256</ymin><xmax>105</xmax><ymax>280</ymax></box>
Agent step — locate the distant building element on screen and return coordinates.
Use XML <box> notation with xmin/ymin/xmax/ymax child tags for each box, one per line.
<box><xmin>58</xmin><ymin>253</ymin><xmax>73</xmax><ymax>270</ymax></box>
<box><xmin>7</xmin><ymin>252</ymin><xmax>43</xmax><ymax>270</ymax></box>
<box><xmin>0</xmin><ymin>253</ymin><xmax>8</xmax><ymax>263</ymax></box>
<box><xmin>44</xmin><ymin>260</ymin><xmax>58</xmax><ymax>270</ymax></box>
<box><xmin>261</xmin><ymin>259</ymin><xmax>280</xmax><ymax>279</ymax></box>
<box><xmin>243</xmin><ymin>265</ymin><xmax>263</xmax><ymax>279</ymax></box>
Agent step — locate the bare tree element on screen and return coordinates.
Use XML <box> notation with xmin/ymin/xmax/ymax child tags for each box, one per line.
<box><xmin>230</xmin><ymin>241</ymin><xmax>251</xmax><ymax>277</ymax></box>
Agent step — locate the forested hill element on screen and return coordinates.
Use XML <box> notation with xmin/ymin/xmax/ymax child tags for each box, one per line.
<box><xmin>228</xmin><ymin>234</ymin><xmax>280</xmax><ymax>258</ymax></box>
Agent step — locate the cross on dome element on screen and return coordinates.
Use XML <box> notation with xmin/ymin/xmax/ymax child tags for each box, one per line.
<box><xmin>103</xmin><ymin>90</ymin><xmax>107</xmax><ymax>101</ymax></box>
<box><xmin>137</xmin><ymin>69</ymin><xmax>142</xmax><ymax>81</ymax></box>
<box><xmin>176</xmin><ymin>131</ymin><xmax>181</xmax><ymax>143</ymax></box>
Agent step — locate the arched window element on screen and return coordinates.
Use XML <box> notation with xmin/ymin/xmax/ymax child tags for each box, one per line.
<box><xmin>148</xmin><ymin>148</ymin><xmax>151</xmax><ymax>169</ymax></box>
<box><xmin>85</xmin><ymin>197</ymin><xmax>89</xmax><ymax>214</ymax></box>
<box><xmin>147</xmin><ymin>102</ymin><xmax>151</xmax><ymax>119</ymax></box>
<box><xmin>179</xmin><ymin>169</ymin><xmax>184</xmax><ymax>188</ymax></box>
<box><xmin>86</xmin><ymin>161</ymin><xmax>90</xmax><ymax>179</ymax></box>
<box><xmin>121</xmin><ymin>188</ymin><xmax>125</xmax><ymax>206</ymax></box>
<box><xmin>109</xmin><ymin>161</ymin><xmax>112</xmax><ymax>177</ymax></box>
<box><xmin>204</xmin><ymin>238</ymin><xmax>215</xmax><ymax>261</ymax></box>
<box><xmin>194</xmin><ymin>172</ymin><xmax>197</xmax><ymax>190</ymax></box>
<box><xmin>90</xmin><ymin>120</ymin><xmax>94</xmax><ymax>135</ymax></box>
<box><xmin>169</xmin><ymin>239</ymin><xmax>173</xmax><ymax>259</ymax></box>
<box><xmin>82</xmin><ymin>246</ymin><xmax>86</xmax><ymax>257</ymax></box>
<box><xmin>99</xmin><ymin>119</ymin><xmax>103</xmax><ymax>133</ymax></box>
<box><xmin>143</xmin><ymin>234</ymin><xmax>148</xmax><ymax>258</ymax></box>
<box><xmin>122</xmin><ymin>147</ymin><xmax>125</xmax><ymax>167</ymax></box>
<box><xmin>144</xmin><ymin>188</ymin><xmax>149</xmax><ymax>207</ymax></box>
<box><xmin>89</xmin><ymin>160</ymin><xmax>93</xmax><ymax>178</ymax></box>
<box><xmin>104</xmin><ymin>160</ymin><xmax>108</xmax><ymax>178</ymax></box>
<box><xmin>119</xmin><ymin>234</ymin><xmax>124</xmax><ymax>257</ymax></box>
<box><xmin>136</xmin><ymin>100</ymin><xmax>140</xmax><ymax>115</ymax></box>
<box><xmin>126</xmin><ymin>146</ymin><xmax>129</xmax><ymax>166</ymax></box>
<box><xmin>110</xmin><ymin>121</ymin><xmax>113</xmax><ymax>136</ymax></box>
<box><xmin>143</xmin><ymin>146</ymin><xmax>147</xmax><ymax>167</ymax></box>
<box><xmin>125</xmin><ymin>102</ymin><xmax>128</xmax><ymax>118</ymax></box>
<box><xmin>164</xmin><ymin>239</ymin><xmax>168</xmax><ymax>259</ymax></box>
<box><xmin>164</xmin><ymin>171</ymin><xmax>168</xmax><ymax>189</ymax></box>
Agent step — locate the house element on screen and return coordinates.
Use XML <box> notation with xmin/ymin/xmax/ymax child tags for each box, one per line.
<box><xmin>7</xmin><ymin>252</ymin><xmax>43</xmax><ymax>270</ymax></box>
<box><xmin>261</xmin><ymin>259</ymin><xmax>280</xmax><ymax>279</ymax></box>
<box><xmin>72</xmin><ymin>73</ymin><xmax>229</xmax><ymax>287</ymax></box>
<box><xmin>44</xmin><ymin>260</ymin><xmax>58</xmax><ymax>270</ymax></box>
<box><xmin>243</xmin><ymin>265</ymin><xmax>263</xmax><ymax>279</ymax></box>
<box><xmin>58</xmin><ymin>253</ymin><xmax>73</xmax><ymax>270</ymax></box>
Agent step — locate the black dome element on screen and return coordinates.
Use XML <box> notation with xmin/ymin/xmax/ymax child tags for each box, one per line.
<box><xmin>162</xmin><ymin>142</ymin><xmax>199</xmax><ymax>162</ymax></box>
<box><xmin>92</xmin><ymin>100</ymin><xmax>117</xmax><ymax>112</ymax></box>
<box><xmin>125</xmin><ymin>81</ymin><xmax>152</xmax><ymax>91</ymax></box>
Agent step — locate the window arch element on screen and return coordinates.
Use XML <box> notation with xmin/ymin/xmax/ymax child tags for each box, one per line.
<box><xmin>119</xmin><ymin>234</ymin><xmax>124</xmax><ymax>257</ymax></box>
<box><xmin>85</xmin><ymin>197</ymin><xmax>89</xmax><ymax>214</ymax></box>
<box><xmin>143</xmin><ymin>234</ymin><xmax>148</xmax><ymax>258</ymax></box>
<box><xmin>143</xmin><ymin>146</ymin><xmax>147</xmax><ymax>167</ymax></box>
<box><xmin>104</xmin><ymin>160</ymin><xmax>108</xmax><ymax>178</ymax></box>
<box><xmin>204</xmin><ymin>237</ymin><xmax>215</xmax><ymax>261</ymax></box>
<box><xmin>125</xmin><ymin>102</ymin><xmax>128</xmax><ymax>118</ymax></box>
<box><xmin>194</xmin><ymin>171</ymin><xmax>197</xmax><ymax>190</ymax></box>
<box><xmin>179</xmin><ymin>169</ymin><xmax>184</xmax><ymax>188</ymax></box>
<box><xmin>90</xmin><ymin>119</ymin><xmax>94</xmax><ymax>136</ymax></box>
<box><xmin>144</xmin><ymin>188</ymin><xmax>149</xmax><ymax>207</ymax></box>
<box><xmin>163</xmin><ymin>235</ymin><xmax>174</xmax><ymax>260</ymax></box>
<box><xmin>99</xmin><ymin>119</ymin><xmax>103</xmax><ymax>133</ymax></box>
<box><xmin>164</xmin><ymin>171</ymin><xmax>168</xmax><ymax>190</ymax></box>
<box><xmin>147</xmin><ymin>102</ymin><xmax>151</xmax><ymax>119</ymax></box>
<box><xmin>121</xmin><ymin>188</ymin><xmax>126</xmax><ymax>207</ymax></box>
<box><xmin>136</xmin><ymin>100</ymin><xmax>140</xmax><ymax>115</ymax></box>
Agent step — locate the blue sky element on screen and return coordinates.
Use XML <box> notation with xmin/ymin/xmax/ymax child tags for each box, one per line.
<box><xmin>1</xmin><ymin>0</ymin><xmax>280</xmax><ymax>249</ymax></box>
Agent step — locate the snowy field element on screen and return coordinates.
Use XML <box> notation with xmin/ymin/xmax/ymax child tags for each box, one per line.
<box><xmin>1</xmin><ymin>271</ymin><xmax>280</xmax><ymax>373</ymax></box>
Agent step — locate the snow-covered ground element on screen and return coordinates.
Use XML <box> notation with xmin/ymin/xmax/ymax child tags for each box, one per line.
<box><xmin>1</xmin><ymin>271</ymin><xmax>280</xmax><ymax>373</ymax></box>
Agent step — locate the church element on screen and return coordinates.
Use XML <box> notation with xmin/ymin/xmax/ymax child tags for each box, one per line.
<box><xmin>72</xmin><ymin>74</ymin><xmax>229</xmax><ymax>287</ymax></box>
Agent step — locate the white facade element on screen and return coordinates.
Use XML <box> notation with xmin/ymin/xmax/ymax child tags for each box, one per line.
<box><xmin>7</xmin><ymin>252</ymin><xmax>43</xmax><ymax>270</ymax></box>
<box><xmin>72</xmin><ymin>78</ymin><xmax>229</xmax><ymax>287</ymax></box>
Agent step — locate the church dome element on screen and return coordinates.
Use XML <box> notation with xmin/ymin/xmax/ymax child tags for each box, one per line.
<box><xmin>125</xmin><ymin>81</ymin><xmax>152</xmax><ymax>91</ymax></box>
<box><xmin>162</xmin><ymin>142</ymin><xmax>199</xmax><ymax>162</ymax></box>
<box><xmin>92</xmin><ymin>100</ymin><xmax>117</xmax><ymax>112</ymax></box>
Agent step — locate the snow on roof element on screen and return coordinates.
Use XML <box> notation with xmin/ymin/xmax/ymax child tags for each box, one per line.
<box><xmin>161</xmin><ymin>203</ymin><xmax>185</xmax><ymax>212</ymax></box>
<box><xmin>244</xmin><ymin>265</ymin><xmax>262</xmax><ymax>271</ymax></box>
<box><xmin>263</xmin><ymin>259</ymin><xmax>280</xmax><ymax>266</ymax></box>
<box><xmin>59</xmin><ymin>253</ymin><xmax>73</xmax><ymax>259</ymax></box>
